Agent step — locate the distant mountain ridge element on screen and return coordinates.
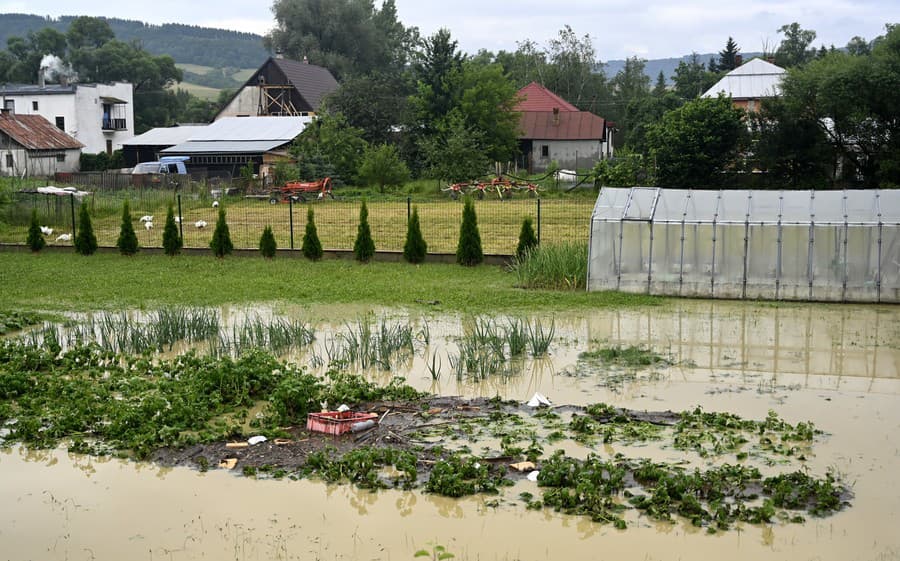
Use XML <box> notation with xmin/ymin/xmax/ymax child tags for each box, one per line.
<box><xmin>604</xmin><ymin>52</ymin><xmax>764</xmax><ymax>83</ymax></box>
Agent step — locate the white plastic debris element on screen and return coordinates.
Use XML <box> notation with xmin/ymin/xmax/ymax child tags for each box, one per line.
<box><xmin>247</xmin><ymin>435</ymin><xmax>267</xmax><ymax>445</ymax></box>
<box><xmin>527</xmin><ymin>470</ymin><xmax>540</xmax><ymax>482</ymax></box>
<box><xmin>337</xmin><ymin>404</ymin><xmax>351</xmax><ymax>412</ymax></box>
<box><xmin>526</xmin><ymin>392</ymin><xmax>552</xmax><ymax>407</ymax></box>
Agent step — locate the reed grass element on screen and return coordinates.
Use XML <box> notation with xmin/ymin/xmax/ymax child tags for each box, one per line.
<box><xmin>511</xmin><ymin>241</ymin><xmax>589</xmax><ymax>290</ymax></box>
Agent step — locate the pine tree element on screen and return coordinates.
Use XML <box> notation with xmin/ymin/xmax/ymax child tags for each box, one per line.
<box><xmin>74</xmin><ymin>202</ymin><xmax>97</xmax><ymax>256</ymax></box>
<box><xmin>456</xmin><ymin>197</ymin><xmax>483</xmax><ymax>266</ymax></box>
<box><xmin>516</xmin><ymin>216</ymin><xmax>538</xmax><ymax>259</ymax></box>
<box><xmin>259</xmin><ymin>225</ymin><xmax>277</xmax><ymax>258</ymax></box>
<box><xmin>717</xmin><ymin>36</ymin><xmax>741</xmax><ymax>71</ymax></box>
<box><xmin>301</xmin><ymin>207</ymin><xmax>323</xmax><ymax>260</ymax></box>
<box><xmin>116</xmin><ymin>200</ymin><xmax>139</xmax><ymax>255</ymax></box>
<box><xmin>403</xmin><ymin>206</ymin><xmax>427</xmax><ymax>264</ymax></box>
<box><xmin>209</xmin><ymin>206</ymin><xmax>233</xmax><ymax>257</ymax></box>
<box><xmin>353</xmin><ymin>200</ymin><xmax>375</xmax><ymax>262</ymax></box>
<box><xmin>162</xmin><ymin>204</ymin><xmax>181</xmax><ymax>256</ymax></box>
<box><xmin>26</xmin><ymin>209</ymin><xmax>46</xmax><ymax>252</ymax></box>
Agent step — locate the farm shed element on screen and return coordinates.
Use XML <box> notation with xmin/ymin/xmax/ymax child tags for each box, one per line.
<box><xmin>587</xmin><ymin>187</ymin><xmax>900</xmax><ymax>303</ymax></box>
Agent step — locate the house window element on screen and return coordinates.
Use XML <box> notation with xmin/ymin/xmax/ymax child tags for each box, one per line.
<box><xmin>5</xmin><ymin>154</ymin><xmax>12</xmax><ymax>168</ymax></box>
<box><xmin>541</xmin><ymin>145</ymin><xmax>549</xmax><ymax>158</ymax></box>
<box><xmin>55</xmin><ymin>116</ymin><xmax>65</xmax><ymax>130</ymax></box>
<box><xmin>32</xmin><ymin>101</ymin><xmax>39</xmax><ymax>111</ymax></box>
<box><xmin>106</xmin><ymin>140</ymin><xmax>112</xmax><ymax>154</ymax></box>
<box><xmin>3</xmin><ymin>99</ymin><xmax>13</xmax><ymax>112</ymax></box>
<box><xmin>56</xmin><ymin>154</ymin><xmax>65</xmax><ymax>162</ymax></box>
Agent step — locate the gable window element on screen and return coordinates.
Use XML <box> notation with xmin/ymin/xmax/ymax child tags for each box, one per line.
<box><xmin>56</xmin><ymin>154</ymin><xmax>65</xmax><ymax>162</ymax></box>
<box><xmin>541</xmin><ymin>145</ymin><xmax>549</xmax><ymax>158</ymax></box>
<box><xmin>32</xmin><ymin>101</ymin><xmax>39</xmax><ymax>110</ymax></box>
<box><xmin>55</xmin><ymin>116</ymin><xmax>65</xmax><ymax>130</ymax></box>
<box><xmin>5</xmin><ymin>154</ymin><xmax>13</xmax><ymax>168</ymax></box>
<box><xmin>3</xmin><ymin>99</ymin><xmax>13</xmax><ymax>112</ymax></box>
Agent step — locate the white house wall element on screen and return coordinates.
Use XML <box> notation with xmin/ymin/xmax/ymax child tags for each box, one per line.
<box><xmin>530</xmin><ymin>139</ymin><xmax>612</xmax><ymax>171</ymax></box>
<box><xmin>217</xmin><ymin>87</ymin><xmax>260</xmax><ymax>119</ymax></box>
<box><xmin>0</xmin><ymin>146</ymin><xmax>80</xmax><ymax>177</ymax></box>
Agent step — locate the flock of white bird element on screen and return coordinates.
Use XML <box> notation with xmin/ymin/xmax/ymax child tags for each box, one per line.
<box><xmin>40</xmin><ymin>204</ymin><xmax>214</xmax><ymax>243</ymax></box>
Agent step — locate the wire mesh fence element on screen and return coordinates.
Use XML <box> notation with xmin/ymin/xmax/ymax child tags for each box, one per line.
<box><xmin>1</xmin><ymin>182</ymin><xmax>594</xmax><ymax>255</ymax></box>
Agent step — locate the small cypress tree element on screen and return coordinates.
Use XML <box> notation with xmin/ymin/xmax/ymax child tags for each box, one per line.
<box><xmin>74</xmin><ymin>202</ymin><xmax>97</xmax><ymax>256</ymax></box>
<box><xmin>116</xmin><ymin>200</ymin><xmax>139</xmax><ymax>256</ymax></box>
<box><xmin>516</xmin><ymin>216</ymin><xmax>538</xmax><ymax>259</ymax></box>
<box><xmin>456</xmin><ymin>197</ymin><xmax>483</xmax><ymax>266</ymax></box>
<box><xmin>301</xmin><ymin>207</ymin><xmax>323</xmax><ymax>260</ymax></box>
<box><xmin>209</xmin><ymin>206</ymin><xmax>233</xmax><ymax>257</ymax></box>
<box><xmin>162</xmin><ymin>204</ymin><xmax>181</xmax><ymax>256</ymax></box>
<box><xmin>353</xmin><ymin>199</ymin><xmax>375</xmax><ymax>262</ymax></box>
<box><xmin>26</xmin><ymin>209</ymin><xmax>46</xmax><ymax>252</ymax></box>
<box><xmin>403</xmin><ymin>206</ymin><xmax>427</xmax><ymax>264</ymax></box>
<box><xmin>259</xmin><ymin>225</ymin><xmax>277</xmax><ymax>258</ymax></box>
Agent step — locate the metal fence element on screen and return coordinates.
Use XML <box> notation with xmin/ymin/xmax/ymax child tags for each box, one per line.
<box><xmin>2</xmin><ymin>183</ymin><xmax>594</xmax><ymax>255</ymax></box>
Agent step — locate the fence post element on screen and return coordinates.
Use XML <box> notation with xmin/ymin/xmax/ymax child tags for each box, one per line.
<box><xmin>536</xmin><ymin>197</ymin><xmax>542</xmax><ymax>244</ymax></box>
<box><xmin>177</xmin><ymin>194</ymin><xmax>184</xmax><ymax>241</ymax></box>
<box><xmin>289</xmin><ymin>197</ymin><xmax>294</xmax><ymax>250</ymax></box>
<box><xmin>407</xmin><ymin>196</ymin><xmax>411</xmax><ymax>223</ymax></box>
<box><xmin>69</xmin><ymin>193</ymin><xmax>76</xmax><ymax>243</ymax></box>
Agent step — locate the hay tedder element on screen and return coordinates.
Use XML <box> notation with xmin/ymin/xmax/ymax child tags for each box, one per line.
<box><xmin>441</xmin><ymin>177</ymin><xmax>540</xmax><ymax>200</ymax></box>
<box><xmin>269</xmin><ymin>177</ymin><xmax>334</xmax><ymax>204</ymax></box>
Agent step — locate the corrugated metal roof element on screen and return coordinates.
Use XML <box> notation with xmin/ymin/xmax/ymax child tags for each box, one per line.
<box><xmin>519</xmin><ymin>111</ymin><xmax>606</xmax><ymax>140</ymax></box>
<box><xmin>122</xmin><ymin>125</ymin><xmax>207</xmax><ymax>147</ymax></box>
<box><xmin>514</xmin><ymin>82</ymin><xmax>580</xmax><ymax>112</ymax></box>
<box><xmin>189</xmin><ymin>116</ymin><xmax>310</xmax><ymax>141</ymax></box>
<box><xmin>161</xmin><ymin>140</ymin><xmax>288</xmax><ymax>154</ymax></box>
<box><xmin>0</xmin><ymin>113</ymin><xmax>83</xmax><ymax>150</ymax></box>
<box><xmin>702</xmin><ymin>58</ymin><xmax>785</xmax><ymax>100</ymax></box>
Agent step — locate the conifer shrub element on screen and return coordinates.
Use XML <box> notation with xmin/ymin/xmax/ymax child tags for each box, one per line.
<box><xmin>259</xmin><ymin>225</ymin><xmax>277</xmax><ymax>258</ymax></box>
<box><xmin>456</xmin><ymin>197</ymin><xmax>483</xmax><ymax>266</ymax></box>
<box><xmin>302</xmin><ymin>207</ymin><xmax>323</xmax><ymax>260</ymax></box>
<box><xmin>403</xmin><ymin>206</ymin><xmax>427</xmax><ymax>264</ymax></box>
<box><xmin>162</xmin><ymin>204</ymin><xmax>181</xmax><ymax>256</ymax></box>
<box><xmin>516</xmin><ymin>216</ymin><xmax>538</xmax><ymax>258</ymax></box>
<box><xmin>74</xmin><ymin>202</ymin><xmax>97</xmax><ymax>256</ymax></box>
<box><xmin>26</xmin><ymin>209</ymin><xmax>45</xmax><ymax>252</ymax></box>
<box><xmin>209</xmin><ymin>206</ymin><xmax>233</xmax><ymax>257</ymax></box>
<box><xmin>116</xmin><ymin>200</ymin><xmax>139</xmax><ymax>255</ymax></box>
<box><xmin>353</xmin><ymin>200</ymin><xmax>375</xmax><ymax>262</ymax></box>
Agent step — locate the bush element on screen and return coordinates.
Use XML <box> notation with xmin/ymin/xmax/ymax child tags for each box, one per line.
<box><xmin>359</xmin><ymin>143</ymin><xmax>410</xmax><ymax>193</ymax></box>
<box><xmin>516</xmin><ymin>216</ymin><xmax>538</xmax><ymax>259</ymax></box>
<box><xmin>162</xmin><ymin>204</ymin><xmax>181</xmax><ymax>256</ymax></box>
<box><xmin>353</xmin><ymin>200</ymin><xmax>375</xmax><ymax>262</ymax></box>
<box><xmin>301</xmin><ymin>207</ymin><xmax>323</xmax><ymax>260</ymax></box>
<box><xmin>26</xmin><ymin>209</ymin><xmax>45</xmax><ymax>252</ymax></box>
<box><xmin>259</xmin><ymin>225</ymin><xmax>277</xmax><ymax>258</ymax></box>
<box><xmin>456</xmin><ymin>197</ymin><xmax>483</xmax><ymax>266</ymax></box>
<box><xmin>403</xmin><ymin>206</ymin><xmax>427</xmax><ymax>264</ymax></box>
<box><xmin>116</xmin><ymin>200</ymin><xmax>139</xmax><ymax>255</ymax></box>
<box><xmin>510</xmin><ymin>241</ymin><xmax>588</xmax><ymax>290</ymax></box>
<box><xmin>74</xmin><ymin>202</ymin><xmax>97</xmax><ymax>255</ymax></box>
<box><xmin>209</xmin><ymin>206</ymin><xmax>233</xmax><ymax>257</ymax></box>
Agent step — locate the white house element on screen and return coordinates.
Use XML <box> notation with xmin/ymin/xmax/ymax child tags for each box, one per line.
<box><xmin>0</xmin><ymin>81</ymin><xmax>134</xmax><ymax>155</ymax></box>
<box><xmin>0</xmin><ymin>109</ymin><xmax>83</xmax><ymax>176</ymax></box>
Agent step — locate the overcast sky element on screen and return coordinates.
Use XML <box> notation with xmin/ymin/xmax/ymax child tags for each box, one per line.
<box><xmin>1</xmin><ymin>0</ymin><xmax>896</xmax><ymax>60</ymax></box>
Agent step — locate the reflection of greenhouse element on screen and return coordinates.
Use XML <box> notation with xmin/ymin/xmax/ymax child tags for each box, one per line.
<box><xmin>588</xmin><ymin>188</ymin><xmax>900</xmax><ymax>302</ymax></box>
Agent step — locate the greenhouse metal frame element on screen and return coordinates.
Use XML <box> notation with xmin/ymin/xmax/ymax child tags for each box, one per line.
<box><xmin>588</xmin><ymin>188</ymin><xmax>900</xmax><ymax>303</ymax></box>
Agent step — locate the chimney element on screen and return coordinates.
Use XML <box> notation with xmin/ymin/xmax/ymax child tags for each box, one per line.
<box><xmin>553</xmin><ymin>107</ymin><xmax>560</xmax><ymax>126</ymax></box>
<box><xmin>303</xmin><ymin>55</ymin><xmax>309</xmax><ymax>64</ymax></box>
<box><xmin>275</xmin><ymin>49</ymin><xmax>284</xmax><ymax>60</ymax></box>
<box><xmin>734</xmin><ymin>54</ymin><xmax>743</xmax><ymax>67</ymax></box>
<box><xmin>39</xmin><ymin>69</ymin><xmax>46</xmax><ymax>88</ymax></box>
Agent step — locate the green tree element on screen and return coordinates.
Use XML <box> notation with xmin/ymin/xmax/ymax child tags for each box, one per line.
<box><xmin>259</xmin><ymin>226</ymin><xmax>277</xmax><ymax>258</ymax></box>
<box><xmin>324</xmin><ymin>73</ymin><xmax>413</xmax><ymax>145</ymax></box>
<box><xmin>358</xmin><ymin>143</ymin><xmax>410</xmax><ymax>193</ymax></box>
<box><xmin>646</xmin><ymin>95</ymin><xmax>746</xmax><ymax>188</ymax></box>
<box><xmin>26</xmin><ymin>209</ymin><xmax>45</xmax><ymax>252</ymax></box>
<box><xmin>353</xmin><ymin>200</ymin><xmax>375</xmax><ymax>262</ymax></box>
<box><xmin>67</xmin><ymin>16</ymin><xmax>114</xmax><ymax>49</ymax></box>
<box><xmin>653</xmin><ymin>71</ymin><xmax>667</xmax><ymax>96</ymax></box>
<box><xmin>673</xmin><ymin>53</ymin><xmax>718</xmax><ymax>99</ymax></box>
<box><xmin>403</xmin><ymin>206</ymin><xmax>427</xmax><ymax>264</ymax></box>
<box><xmin>715</xmin><ymin>37</ymin><xmax>741</xmax><ymax>72</ymax></box>
<box><xmin>412</xmin><ymin>28</ymin><xmax>465</xmax><ymax>131</ymax></box>
<box><xmin>290</xmin><ymin>112</ymin><xmax>367</xmax><ymax>184</ymax></box>
<box><xmin>301</xmin><ymin>207</ymin><xmax>324</xmax><ymax>260</ymax></box>
<box><xmin>456</xmin><ymin>197</ymin><xmax>483</xmax><ymax>266</ymax></box>
<box><xmin>775</xmin><ymin>22</ymin><xmax>817</xmax><ymax>67</ymax></box>
<box><xmin>453</xmin><ymin>60</ymin><xmax>522</xmax><ymax>162</ymax></box>
<box><xmin>516</xmin><ymin>216</ymin><xmax>538</xmax><ymax>259</ymax></box>
<box><xmin>420</xmin><ymin>111</ymin><xmax>490</xmax><ymax>182</ymax></box>
<box><xmin>74</xmin><ymin>202</ymin><xmax>98</xmax><ymax>256</ymax></box>
<box><xmin>209</xmin><ymin>207</ymin><xmax>233</xmax><ymax>258</ymax></box>
<box><xmin>116</xmin><ymin>200</ymin><xmax>139</xmax><ymax>255</ymax></box>
<box><xmin>162</xmin><ymin>204</ymin><xmax>181</xmax><ymax>256</ymax></box>
<box><xmin>609</xmin><ymin>57</ymin><xmax>652</xmax><ymax>146</ymax></box>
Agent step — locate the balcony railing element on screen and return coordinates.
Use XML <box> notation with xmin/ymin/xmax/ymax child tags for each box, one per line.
<box><xmin>102</xmin><ymin>118</ymin><xmax>127</xmax><ymax>131</ymax></box>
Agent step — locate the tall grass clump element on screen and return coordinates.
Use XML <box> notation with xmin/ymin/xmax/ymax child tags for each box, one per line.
<box><xmin>511</xmin><ymin>241</ymin><xmax>588</xmax><ymax>290</ymax></box>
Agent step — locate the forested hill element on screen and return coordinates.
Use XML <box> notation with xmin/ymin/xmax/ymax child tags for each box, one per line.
<box><xmin>0</xmin><ymin>14</ymin><xmax>269</xmax><ymax>67</ymax></box>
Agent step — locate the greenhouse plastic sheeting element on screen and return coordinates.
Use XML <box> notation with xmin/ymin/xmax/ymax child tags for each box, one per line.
<box><xmin>588</xmin><ymin>188</ymin><xmax>900</xmax><ymax>302</ymax></box>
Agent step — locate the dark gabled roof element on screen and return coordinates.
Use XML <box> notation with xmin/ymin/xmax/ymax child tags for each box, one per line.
<box><xmin>0</xmin><ymin>112</ymin><xmax>83</xmax><ymax>150</ymax></box>
<box><xmin>518</xmin><ymin>111</ymin><xmax>608</xmax><ymax>141</ymax></box>
<box><xmin>269</xmin><ymin>57</ymin><xmax>339</xmax><ymax>111</ymax></box>
<box><xmin>514</xmin><ymin>82</ymin><xmax>580</xmax><ymax>112</ymax></box>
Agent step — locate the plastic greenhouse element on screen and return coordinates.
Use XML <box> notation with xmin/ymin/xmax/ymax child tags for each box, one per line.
<box><xmin>588</xmin><ymin>188</ymin><xmax>900</xmax><ymax>302</ymax></box>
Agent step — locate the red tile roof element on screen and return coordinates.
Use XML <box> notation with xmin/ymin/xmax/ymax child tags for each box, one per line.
<box><xmin>519</xmin><ymin>111</ymin><xmax>607</xmax><ymax>140</ymax></box>
<box><xmin>0</xmin><ymin>113</ymin><xmax>83</xmax><ymax>150</ymax></box>
<box><xmin>514</xmin><ymin>82</ymin><xmax>580</xmax><ymax>112</ymax></box>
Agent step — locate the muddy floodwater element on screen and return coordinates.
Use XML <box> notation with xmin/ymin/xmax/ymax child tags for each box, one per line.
<box><xmin>1</xmin><ymin>300</ymin><xmax>898</xmax><ymax>560</ymax></box>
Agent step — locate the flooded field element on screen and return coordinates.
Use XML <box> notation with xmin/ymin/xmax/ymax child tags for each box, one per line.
<box><xmin>1</xmin><ymin>300</ymin><xmax>898</xmax><ymax>560</ymax></box>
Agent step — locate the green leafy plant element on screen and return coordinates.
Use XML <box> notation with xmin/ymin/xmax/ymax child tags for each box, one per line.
<box><xmin>116</xmin><ymin>200</ymin><xmax>139</xmax><ymax>255</ymax></box>
<box><xmin>209</xmin><ymin>206</ymin><xmax>233</xmax><ymax>258</ymax></box>
<box><xmin>162</xmin><ymin>204</ymin><xmax>181</xmax><ymax>256</ymax></box>
<box><xmin>511</xmin><ymin>242</ymin><xmax>587</xmax><ymax>289</ymax></box>
<box><xmin>359</xmin><ymin>143</ymin><xmax>410</xmax><ymax>193</ymax></box>
<box><xmin>456</xmin><ymin>197</ymin><xmax>483</xmax><ymax>266</ymax></box>
<box><xmin>259</xmin><ymin>225</ymin><xmax>277</xmax><ymax>258</ymax></box>
<box><xmin>414</xmin><ymin>543</ymin><xmax>455</xmax><ymax>560</ymax></box>
<box><xmin>301</xmin><ymin>207</ymin><xmax>323</xmax><ymax>260</ymax></box>
<box><xmin>74</xmin><ymin>202</ymin><xmax>97</xmax><ymax>256</ymax></box>
<box><xmin>353</xmin><ymin>200</ymin><xmax>375</xmax><ymax>262</ymax></box>
<box><xmin>403</xmin><ymin>206</ymin><xmax>427</xmax><ymax>264</ymax></box>
<box><xmin>26</xmin><ymin>209</ymin><xmax>45</xmax><ymax>252</ymax></box>
<box><xmin>516</xmin><ymin>216</ymin><xmax>538</xmax><ymax>258</ymax></box>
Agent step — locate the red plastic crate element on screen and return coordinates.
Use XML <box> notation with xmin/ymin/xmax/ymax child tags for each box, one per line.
<box><xmin>306</xmin><ymin>411</ymin><xmax>379</xmax><ymax>436</ymax></box>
